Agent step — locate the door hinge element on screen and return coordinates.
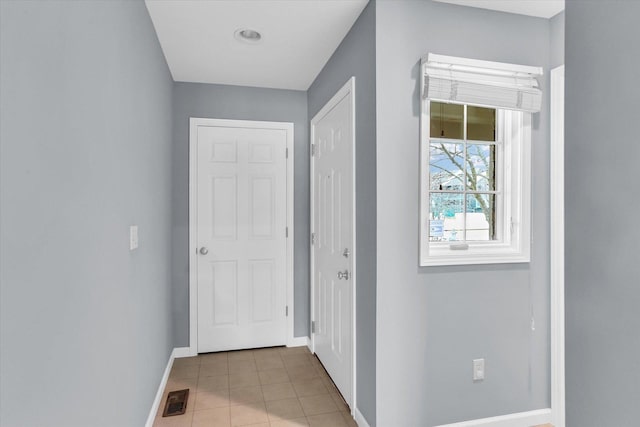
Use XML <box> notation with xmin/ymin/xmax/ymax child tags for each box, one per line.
<box><xmin>286</xmin><ymin>305</ymin><xmax>289</xmax><ymax>317</ymax></box>
<box><xmin>311</xmin><ymin>320</ymin><xmax>316</xmax><ymax>334</ymax></box>
<box><xmin>286</xmin><ymin>147</ymin><xmax>289</xmax><ymax>158</ymax></box>
<box><xmin>311</xmin><ymin>233</ymin><xmax>315</xmax><ymax>245</ymax></box>
<box><xmin>311</xmin><ymin>144</ymin><xmax>315</xmax><ymax>157</ymax></box>
<box><xmin>286</xmin><ymin>227</ymin><xmax>289</xmax><ymax>238</ymax></box>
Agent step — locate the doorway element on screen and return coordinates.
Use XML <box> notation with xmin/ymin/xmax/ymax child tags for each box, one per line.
<box><xmin>189</xmin><ymin>118</ymin><xmax>295</xmax><ymax>354</ymax></box>
<box><xmin>310</xmin><ymin>78</ymin><xmax>356</xmax><ymax>411</ymax></box>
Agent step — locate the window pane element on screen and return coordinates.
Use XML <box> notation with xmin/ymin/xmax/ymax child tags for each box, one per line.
<box><xmin>467</xmin><ymin>106</ymin><xmax>495</xmax><ymax>141</ymax></box>
<box><xmin>430</xmin><ymin>193</ymin><xmax>464</xmax><ymax>241</ymax></box>
<box><xmin>466</xmin><ymin>144</ymin><xmax>496</xmax><ymax>191</ymax></box>
<box><xmin>466</xmin><ymin>194</ymin><xmax>496</xmax><ymax>241</ymax></box>
<box><xmin>430</xmin><ymin>142</ymin><xmax>464</xmax><ymax>191</ymax></box>
<box><xmin>430</xmin><ymin>101</ymin><xmax>463</xmax><ymax>139</ymax></box>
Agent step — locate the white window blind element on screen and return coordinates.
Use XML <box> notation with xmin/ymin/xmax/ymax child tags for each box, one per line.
<box><xmin>423</xmin><ymin>53</ymin><xmax>543</xmax><ymax>113</ymax></box>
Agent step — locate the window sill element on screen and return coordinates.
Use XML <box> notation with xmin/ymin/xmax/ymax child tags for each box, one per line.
<box><xmin>420</xmin><ymin>245</ymin><xmax>530</xmax><ymax>266</ymax></box>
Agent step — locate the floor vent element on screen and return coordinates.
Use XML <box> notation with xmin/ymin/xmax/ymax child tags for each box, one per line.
<box><xmin>162</xmin><ymin>389</ymin><xmax>189</xmax><ymax>417</ymax></box>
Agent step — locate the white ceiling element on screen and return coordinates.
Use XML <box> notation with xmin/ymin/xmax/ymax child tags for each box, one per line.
<box><xmin>145</xmin><ymin>0</ymin><xmax>369</xmax><ymax>91</ymax></box>
<box><xmin>434</xmin><ymin>0</ymin><xmax>564</xmax><ymax>19</ymax></box>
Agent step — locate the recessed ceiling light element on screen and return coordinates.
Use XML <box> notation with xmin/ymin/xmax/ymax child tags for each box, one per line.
<box><xmin>234</xmin><ymin>29</ymin><xmax>262</xmax><ymax>44</ymax></box>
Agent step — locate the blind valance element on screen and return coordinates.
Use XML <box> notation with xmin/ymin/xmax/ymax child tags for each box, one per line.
<box><xmin>423</xmin><ymin>53</ymin><xmax>543</xmax><ymax>113</ymax></box>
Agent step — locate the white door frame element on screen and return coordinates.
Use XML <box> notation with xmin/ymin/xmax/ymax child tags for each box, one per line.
<box><xmin>188</xmin><ymin>118</ymin><xmax>296</xmax><ymax>356</ymax></box>
<box><xmin>550</xmin><ymin>65</ymin><xmax>566</xmax><ymax>427</ymax></box>
<box><xmin>309</xmin><ymin>77</ymin><xmax>357</xmax><ymax>414</ymax></box>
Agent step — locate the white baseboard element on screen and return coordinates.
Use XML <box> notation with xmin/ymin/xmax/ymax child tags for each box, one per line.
<box><xmin>287</xmin><ymin>336</ymin><xmax>309</xmax><ymax>348</ymax></box>
<box><xmin>145</xmin><ymin>348</ymin><xmax>177</xmax><ymax>427</ymax></box>
<box><xmin>433</xmin><ymin>408</ymin><xmax>552</xmax><ymax>427</ymax></box>
<box><xmin>173</xmin><ymin>346</ymin><xmax>195</xmax><ymax>358</ymax></box>
<box><xmin>354</xmin><ymin>407</ymin><xmax>371</xmax><ymax>427</ymax></box>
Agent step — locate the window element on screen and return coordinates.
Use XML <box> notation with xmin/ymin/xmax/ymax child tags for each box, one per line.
<box><xmin>429</xmin><ymin>102</ymin><xmax>498</xmax><ymax>242</ymax></box>
<box><xmin>420</xmin><ymin>54</ymin><xmax>541</xmax><ymax>266</ymax></box>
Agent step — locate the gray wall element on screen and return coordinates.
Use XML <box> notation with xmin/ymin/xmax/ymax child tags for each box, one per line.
<box><xmin>565</xmin><ymin>1</ymin><xmax>640</xmax><ymax>425</ymax></box>
<box><xmin>550</xmin><ymin>11</ymin><xmax>565</xmax><ymax>69</ymax></box>
<box><xmin>375</xmin><ymin>1</ymin><xmax>551</xmax><ymax>425</ymax></box>
<box><xmin>0</xmin><ymin>1</ymin><xmax>174</xmax><ymax>426</ymax></box>
<box><xmin>172</xmin><ymin>83</ymin><xmax>309</xmax><ymax>344</ymax></box>
<box><xmin>307</xmin><ymin>1</ymin><xmax>377</xmax><ymax>425</ymax></box>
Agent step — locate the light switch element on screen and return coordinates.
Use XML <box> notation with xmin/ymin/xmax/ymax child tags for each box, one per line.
<box><xmin>473</xmin><ymin>358</ymin><xmax>485</xmax><ymax>381</ymax></box>
<box><xmin>130</xmin><ymin>225</ymin><xmax>138</xmax><ymax>250</ymax></box>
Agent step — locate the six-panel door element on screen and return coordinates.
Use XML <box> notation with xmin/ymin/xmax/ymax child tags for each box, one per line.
<box><xmin>196</xmin><ymin>125</ymin><xmax>288</xmax><ymax>353</ymax></box>
<box><xmin>312</xmin><ymin>91</ymin><xmax>353</xmax><ymax>406</ymax></box>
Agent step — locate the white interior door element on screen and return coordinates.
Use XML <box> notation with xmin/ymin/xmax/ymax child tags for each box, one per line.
<box><xmin>195</xmin><ymin>122</ymin><xmax>288</xmax><ymax>353</ymax></box>
<box><xmin>311</xmin><ymin>79</ymin><xmax>354</xmax><ymax>407</ymax></box>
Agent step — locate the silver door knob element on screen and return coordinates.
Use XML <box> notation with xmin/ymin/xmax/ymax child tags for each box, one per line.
<box><xmin>337</xmin><ymin>270</ymin><xmax>350</xmax><ymax>280</ymax></box>
<box><xmin>199</xmin><ymin>247</ymin><xmax>209</xmax><ymax>255</ymax></box>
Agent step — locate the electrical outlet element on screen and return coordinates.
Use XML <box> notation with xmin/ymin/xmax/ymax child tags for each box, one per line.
<box><xmin>130</xmin><ymin>225</ymin><xmax>138</xmax><ymax>250</ymax></box>
<box><xmin>473</xmin><ymin>358</ymin><xmax>485</xmax><ymax>381</ymax></box>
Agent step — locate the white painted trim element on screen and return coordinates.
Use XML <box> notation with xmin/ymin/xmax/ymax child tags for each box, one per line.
<box><xmin>354</xmin><ymin>407</ymin><xmax>371</xmax><ymax>427</ymax></box>
<box><xmin>309</xmin><ymin>76</ymin><xmax>357</xmax><ymax>414</ymax></box>
<box><xmin>309</xmin><ymin>114</ymin><xmax>316</xmax><ymax>355</ymax></box>
<box><xmin>433</xmin><ymin>408</ymin><xmax>551</xmax><ymax>427</ymax></box>
<box><xmin>145</xmin><ymin>348</ymin><xmax>177</xmax><ymax>427</ymax></box>
<box><xmin>350</xmin><ymin>77</ymin><xmax>358</xmax><ymax>417</ymax></box>
<box><xmin>419</xmin><ymin>102</ymin><xmax>532</xmax><ymax>266</ymax></box>
<box><xmin>188</xmin><ymin>118</ymin><xmax>295</xmax><ymax>355</ymax></box>
<box><xmin>189</xmin><ymin>119</ymin><xmax>198</xmax><ymax>356</ymax></box>
<box><xmin>310</xmin><ymin>107</ymin><xmax>315</xmax><ymax>356</ymax></box>
<box><xmin>284</xmin><ymin>124</ymin><xmax>296</xmax><ymax>348</ymax></box>
<box><xmin>287</xmin><ymin>336</ymin><xmax>309</xmax><ymax>348</ymax></box>
<box><xmin>172</xmin><ymin>346</ymin><xmax>194</xmax><ymax>358</ymax></box>
<box><xmin>550</xmin><ymin>64</ymin><xmax>566</xmax><ymax>427</ymax></box>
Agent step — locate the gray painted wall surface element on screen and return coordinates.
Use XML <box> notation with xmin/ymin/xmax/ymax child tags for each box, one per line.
<box><xmin>550</xmin><ymin>11</ymin><xmax>565</xmax><ymax>69</ymax></box>
<box><xmin>565</xmin><ymin>1</ymin><xmax>640</xmax><ymax>425</ymax></box>
<box><xmin>307</xmin><ymin>2</ymin><xmax>377</xmax><ymax>425</ymax></box>
<box><xmin>172</xmin><ymin>83</ymin><xmax>309</xmax><ymax>344</ymax></box>
<box><xmin>0</xmin><ymin>1</ymin><xmax>174</xmax><ymax>426</ymax></box>
<box><xmin>375</xmin><ymin>1</ymin><xmax>551</xmax><ymax>425</ymax></box>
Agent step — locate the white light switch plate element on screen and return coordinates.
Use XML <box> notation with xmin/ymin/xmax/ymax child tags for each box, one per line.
<box><xmin>473</xmin><ymin>358</ymin><xmax>485</xmax><ymax>381</ymax></box>
<box><xmin>129</xmin><ymin>225</ymin><xmax>138</xmax><ymax>250</ymax></box>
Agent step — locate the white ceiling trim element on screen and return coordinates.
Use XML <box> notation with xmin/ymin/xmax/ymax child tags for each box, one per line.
<box><xmin>433</xmin><ymin>0</ymin><xmax>564</xmax><ymax>19</ymax></box>
<box><xmin>145</xmin><ymin>0</ymin><xmax>369</xmax><ymax>91</ymax></box>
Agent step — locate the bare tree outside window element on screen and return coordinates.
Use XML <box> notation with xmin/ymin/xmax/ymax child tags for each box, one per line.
<box><xmin>428</xmin><ymin>102</ymin><xmax>497</xmax><ymax>242</ymax></box>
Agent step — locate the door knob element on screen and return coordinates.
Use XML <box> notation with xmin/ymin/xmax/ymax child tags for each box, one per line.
<box><xmin>199</xmin><ymin>247</ymin><xmax>209</xmax><ymax>255</ymax></box>
<box><xmin>337</xmin><ymin>270</ymin><xmax>350</xmax><ymax>280</ymax></box>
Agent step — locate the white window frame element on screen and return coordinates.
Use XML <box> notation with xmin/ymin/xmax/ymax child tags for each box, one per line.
<box><xmin>420</xmin><ymin>101</ymin><xmax>531</xmax><ymax>267</ymax></box>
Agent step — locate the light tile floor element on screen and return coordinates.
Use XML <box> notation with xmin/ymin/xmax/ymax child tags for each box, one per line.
<box><xmin>153</xmin><ymin>346</ymin><xmax>357</xmax><ymax>427</ymax></box>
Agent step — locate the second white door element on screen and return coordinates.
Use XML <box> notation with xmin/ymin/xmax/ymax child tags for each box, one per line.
<box><xmin>311</xmin><ymin>78</ymin><xmax>355</xmax><ymax>408</ymax></box>
<box><xmin>193</xmin><ymin>120</ymin><xmax>291</xmax><ymax>353</ymax></box>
